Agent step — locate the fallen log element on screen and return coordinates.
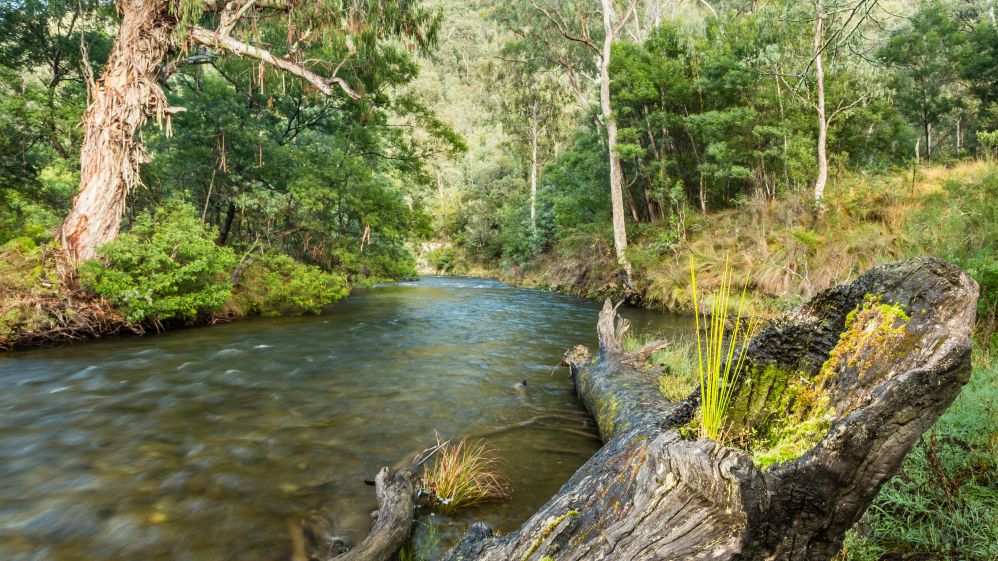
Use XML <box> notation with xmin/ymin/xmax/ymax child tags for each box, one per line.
<box><xmin>319</xmin><ymin>441</ymin><xmax>451</xmax><ymax>561</ymax></box>
<box><xmin>330</xmin><ymin>467</ymin><xmax>415</xmax><ymax>561</ymax></box>
<box><xmin>441</xmin><ymin>257</ymin><xmax>978</xmax><ymax>561</ymax></box>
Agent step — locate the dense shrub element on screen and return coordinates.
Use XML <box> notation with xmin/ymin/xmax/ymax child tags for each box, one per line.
<box><xmin>80</xmin><ymin>201</ymin><xmax>237</xmax><ymax>323</ymax></box>
<box><xmin>230</xmin><ymin>252</ymin><xmax>349</xmax><ymax>316</ymax></box>
<box><xmin>426</xmin><ymin>246</ymin><xmax>456</xmax><ymax>273</ymax></box>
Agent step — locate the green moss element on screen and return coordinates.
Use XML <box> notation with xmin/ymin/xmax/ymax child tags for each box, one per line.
<box><xmin>595</xmin><ymin>396</ymin><xmax>622</xmax><ymax>438</ymax></box>
<box><xmin>520</xmin><ymin>511</ymin><xmax>580</xmax><ymax>561</ymax></box>
<box><xmin>744</xmin><ymin>295</ymin><xmax>912</xmax><ymax>468</ymax></box>
<box><xmin>820</xmin><ymin>295</ymin><xmax>912</xmax><ymax>384</ymax></box>
<box><xmin>752</xmin><ymin>415</ymin><xmax>834</xmax><ymax>468</ymax></box>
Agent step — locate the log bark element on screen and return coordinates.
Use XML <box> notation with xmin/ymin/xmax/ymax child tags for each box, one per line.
<box><xmin>330</xmin><ymin>467</ymin><xmax>415</xmax><ymax>561</ymax></box>
<box><xmin>442</xmin><ymin>257</ymin><xmax>978</xmax><ymax>561</ymax></box>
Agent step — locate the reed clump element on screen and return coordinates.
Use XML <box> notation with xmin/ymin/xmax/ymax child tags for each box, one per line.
<box><xmin>420</xmin><ymin>438</ymin><xmax>510</xmax><ymax>514</ymax></box>
<box><xmin>690</xmin><ymin>256</ymin><xmax>760</xmax><ymax>442</ymax></box>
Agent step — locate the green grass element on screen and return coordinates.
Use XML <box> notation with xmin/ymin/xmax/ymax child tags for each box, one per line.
<box><xmin>837</xmin><ymin>349</ymin><xmax>998</xmax><ymax>560</ymax></box>
<box><xmin>398</xmin><ymin>519</ymin><xmax>440</xmax><ymax>561</ymax></box>
<box><xmin>622</xmin><ymin>331</ymin><xmax>698</xmax><ymax>402</ymax></box>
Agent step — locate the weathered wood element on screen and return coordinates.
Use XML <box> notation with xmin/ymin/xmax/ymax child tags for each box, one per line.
<box><xmin>330</xmin><ymin>467</ymin><xmax>414</xmax><ymax>561</ymax></box>
<box><xmin>442</xmin><ymin>257</ymin><xmax>978</xmax><ymax>561</ymax></box>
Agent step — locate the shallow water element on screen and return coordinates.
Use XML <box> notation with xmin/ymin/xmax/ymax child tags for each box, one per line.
<box><xmin>0</xmin><ymin>276</ymin><xmax>690</xmax><ymax>561</ymax></box>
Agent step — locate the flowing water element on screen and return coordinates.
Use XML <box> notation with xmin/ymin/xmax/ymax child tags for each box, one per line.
<box><xmin>0</xmin><ymin>276</ymin><xmax>691</xmax><ymax>561</ymax></box>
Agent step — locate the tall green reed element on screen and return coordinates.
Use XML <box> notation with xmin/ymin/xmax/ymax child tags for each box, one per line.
<box><xmin>690</xmin><ymin>256</ymin><xmax>759</xmax><ymax>441</ymax></box>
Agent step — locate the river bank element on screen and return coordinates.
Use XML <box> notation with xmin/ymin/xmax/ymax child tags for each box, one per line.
<box><xmin>0</xmin><ymin>238</ymin><xmax>354</xmax><ymax>352</ymax></box>
<box><xmin>425</xmin><ymin>162</ymin><xmax>996</xmax><ymax>334</ymax></box>
<box><xmin>419</xmin><ymin>162</ymin><xmax>998</xmax><ymax>560</ymax></box>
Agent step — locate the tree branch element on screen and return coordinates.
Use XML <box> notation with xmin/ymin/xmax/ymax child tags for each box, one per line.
<box><xmin>529</xmin><ymin>0</ymin><xmax>601</xmax><ymax>55</ymax></box>
<box><xmin>190</xmin><ymin>27</ymin><xmax>361</xmax><ymax>99</ymax></box>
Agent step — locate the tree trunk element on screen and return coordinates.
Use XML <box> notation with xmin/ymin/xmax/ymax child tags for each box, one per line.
<box><xmin>530</xmin><ymin>102</ymin><xmax>539</xmax><ymax>232</ymax></box>
<box><xmin>956</xmin><ymin>116</ymin><xmax>963</xmax><ymax>154</ymax></box>
<box><xmin>813</xmin><ymin>0</ymin><xmax>829</xmax><ymax>205</ymax></box>
<box><xmin>599</xmin><ymin>0</ymin><xmax>632</xmax><ymax>281</ymax></box>
<box><xmin>441</xmin><ymin>257</ymin><xmax>977</xmax><ymax>561</ymax></box>
<box><xmin>59</xmin><ymin>0</ymin><xmax>177</xmax><ymax>263</ymax></box>
<box><xmin>217</xmin><ymin>202</ymin><xmax>236</xmax><ymax>246</ymax></box>
<box><xmin>926</xmin><ymin>122</ymin><xmax>933</xmax><ymax>159</ymax></box>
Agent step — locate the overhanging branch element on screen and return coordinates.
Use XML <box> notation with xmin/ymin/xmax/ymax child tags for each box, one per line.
<box><xmin>190</xmin><ymin>27</ymin><xmax>361</xmax><ymax>99</ymax></box>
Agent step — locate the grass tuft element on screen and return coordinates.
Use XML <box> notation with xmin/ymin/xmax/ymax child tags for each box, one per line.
<box><xmin>420</xmin><ymin>437</ymin><xmax>510</xmax><ymax>514</ymax></box>
<box><xmin>690</xmin><ymin>255</ymin><xmax>760</xmax><ymax>441</ymax></box>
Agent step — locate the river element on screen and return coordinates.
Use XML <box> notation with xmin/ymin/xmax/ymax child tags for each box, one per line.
<box><xmin>0</xmin><ymin>276</ymin><xmax>690</xmax><ymax>561</ymax></box>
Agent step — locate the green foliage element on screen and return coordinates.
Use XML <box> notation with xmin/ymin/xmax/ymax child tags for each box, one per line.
<box><xmin>230</xmin><ymin>252</ymin><xmax>348</xmax><ymax>317</ymax></box>
<box><xmin>426</xmin><ymin>246</ymin><xmax>457</xmax><ymax>273</ymax></box>
<box><xmin>0</xmin><ymin>237</ymin><xmax>66</xmax><ymax>345</ymax></box>
<box><xmin>80</xmin><ymin>202</ymin><xmax>237</xmax><ymax>323</ymax></box>
<box><xmin>978</xmin><ymin>130</ymin><xmax>998</xmax><ymax>160</ymax></box>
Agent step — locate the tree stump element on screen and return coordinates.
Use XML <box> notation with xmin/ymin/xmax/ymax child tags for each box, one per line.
<box><xmin>441</xmin><ymin>257</ymin><xmax>978</xmax><ymax>561</ymax></box>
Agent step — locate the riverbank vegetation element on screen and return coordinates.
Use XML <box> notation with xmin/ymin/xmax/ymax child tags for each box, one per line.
<box><xmin>1</xmin><ymin>0</ymin><xmax>996</xmax><ymax>558</ymax></box>
<box><xmin>419</xmin><ymin>438</ymin><xmax>510</xmax><ymax>515</ymax></box>
<box><xmin>0</xmin><ymin>0</ymin><xmax>462</xmax><ymax>347</ymax></box>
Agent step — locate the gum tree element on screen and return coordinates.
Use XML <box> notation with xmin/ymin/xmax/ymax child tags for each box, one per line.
<box><xmin>59</xmin><ymin>0</ymin><xmax>439</xmax><ymax>263</ymax></box>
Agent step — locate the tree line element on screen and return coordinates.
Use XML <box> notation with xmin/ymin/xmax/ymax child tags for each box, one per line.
<box><xmin>430</xmin><ymin>0</ymin><xmax>998</xmax><ymax>273</ymax></box>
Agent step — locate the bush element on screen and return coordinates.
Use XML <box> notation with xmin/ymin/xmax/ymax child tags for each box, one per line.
<box><xmin>80</xmin><ymin>201</ymin><xmax>237</xmax><ymax>323</ymax></box>
<box><xmin>230</xmin><ymin>252</ymin><xmax>349</xmax><ymax>316</ymax></box>
<box><xmin>427</xmin><ymin>246</ymin><xmax>456</xmax><ymax>273</ymax></box>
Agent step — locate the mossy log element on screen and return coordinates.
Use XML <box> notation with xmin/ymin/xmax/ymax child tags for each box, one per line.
<box><xmin>441</xmin><ymin>257</ymin><xmax>978</xmax><ymax>561</ymax></box>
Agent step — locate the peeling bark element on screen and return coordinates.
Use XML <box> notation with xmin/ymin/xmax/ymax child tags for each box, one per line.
<box><xmin>59</xmin><ymin>0</ymin><xmax>178</xmax><ymax>263</ymax></box>
<box><xmin>441</xmin><ymin>257</ymin><xmax>977</xmax><ymax>561</ymax></box>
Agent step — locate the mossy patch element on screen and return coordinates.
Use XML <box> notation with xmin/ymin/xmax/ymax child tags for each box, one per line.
<box><xmin>595</xmin><ymin>396</ymin><xmax>622</xmax><ymax>438</ymax></box>
<box><xmin>520</xmin><ymin>510</ymin><xmax>580</xmax><ymax>561</ymax></box>
<box><xmin>740</xmin><ymin>295</ymin><xmax>912</xmax><ymax>468</ymax></box>
<box><xmin>821</xmin><ymin>294</ymin><xmax>912</xmax><ymax>385</ymax></box>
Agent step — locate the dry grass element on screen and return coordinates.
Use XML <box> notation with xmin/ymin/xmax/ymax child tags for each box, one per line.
<box><xmin>630</xmin><ymin>162</ymin><xmax>996</xmax><ymax>316</ymax></box>
<box><xmin>419</xmin><ymin>437</ymin><xmax>510</xmax><ymax>514</ymax></box>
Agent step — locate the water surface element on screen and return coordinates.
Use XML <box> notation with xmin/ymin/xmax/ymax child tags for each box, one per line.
<box><xmin>0</xmin><ymin>276</ymin><xmax>689</xmax><ymax>560</ymax></box>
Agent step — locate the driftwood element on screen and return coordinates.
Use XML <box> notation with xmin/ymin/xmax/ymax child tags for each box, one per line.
<box><xmin>322</xmin><ymin>441</ymin><xmax>451</xmax><ymax>561</ymax></box>
<box><xmin>330</xmin><ymin>467</ymin><xmax>415</xmax><ymax>561</ymax></box>
<box><xmin>438</xmin><ymin>257</ymin><xmax>978</xmax><ymax>561</ymax></box>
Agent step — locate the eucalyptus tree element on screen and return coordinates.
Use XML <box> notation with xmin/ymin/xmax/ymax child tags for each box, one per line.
<box><xmin>492</xmin><ymin>42</ymin><xmax>574</xmax><ymax>232</ymax></box>
<box><xmin>500</xmin><ymin>0</ymin><xmax>640</xmax><ymax>280</ymax></box>
<box><xmin>880</xmin><ymin>1</ymin><xmax>967</xmax><ymax>160</ymax></box>
<box><xmin>59</xmin><ymin>0</ymin><xmax>440</xmax><ymax>263</ymax></box>
<box><xmin>776</xmin><ymin>0</ymin><xmax>884</xmax><ymax>203</ymax></box>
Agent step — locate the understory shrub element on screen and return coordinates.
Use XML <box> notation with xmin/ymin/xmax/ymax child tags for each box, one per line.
<box><xmin>230</xmin><ymin>252</ymin><xmax>349</xmax><ymax>316</ymax></box>
<box><xmin>80</xmin><ymin>201</ymin><xmax>237</xmax><ymax>323</ymax></box>
<box><xmin>0</xmin><ymin>237</ymin><xmax>61</xmax><ymax>341</ymax></box>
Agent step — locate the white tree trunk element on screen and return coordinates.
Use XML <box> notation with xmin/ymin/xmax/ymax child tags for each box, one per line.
<box><xmin>600</xmin><ymin>0</ymin><xmax>632</xmax><ymax>280</ymax></box>
<box><xmin>60</xmin><ymin>0</ymin><xmax>176</xmax><ymax>263</ymax></box>
<box><xmin>813</xmin><ymin>0</ymin><xmax>829</xmax><ymax>205</ymax></box>
<box><xmin>530</xmin><ymin>103</ymin><xmax>539</xmax><ymax>232</ymax></box>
